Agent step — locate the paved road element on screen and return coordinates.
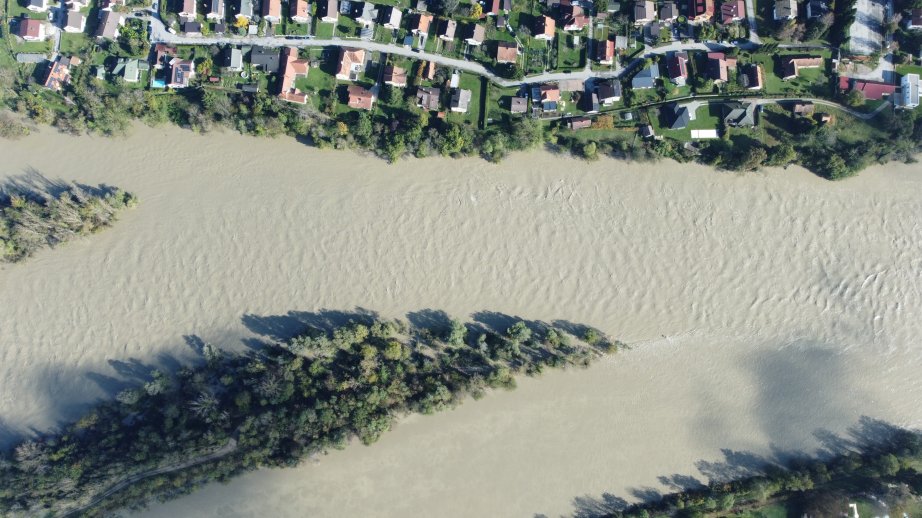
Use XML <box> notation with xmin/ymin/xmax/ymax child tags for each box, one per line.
<box><xmin>744</xmin><ymin>0</ymin><xmax>761</xmax><ymax>44</ymax></box>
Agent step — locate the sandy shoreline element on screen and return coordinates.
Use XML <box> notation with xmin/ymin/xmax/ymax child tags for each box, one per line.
<box><xmin>2</xmin><ymin>126</ymin><xmax>922</xmax><ymax>516</ymax></box>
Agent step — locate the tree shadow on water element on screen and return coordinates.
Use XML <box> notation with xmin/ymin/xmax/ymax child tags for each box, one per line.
<box><xmin>557</xmin><ymin>417</ymin><xmax>908</xmax><ymax>518</ymax></box>
<box><xmin>241</xmin><ymin>307</ymin><xmax>381</xmax><ymax>343</ymax></box>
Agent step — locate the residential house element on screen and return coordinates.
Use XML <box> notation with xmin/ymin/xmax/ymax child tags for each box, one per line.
<box><xmin>806</xmin><ymin>0</ymin><xmax>827</xmax><ymax>18</ymax></box>
<box><xmin>596</xmin><ymin>38</ymin><xmax>615</xmax><ymax>64</ymax></box>
<box><xmin>838</xmin><ymin>76</ymin><xmax>897</xmax><ymax>99</ymax></box>
<box><xmin>534</xmin><ymin>15</ymin><xmax>555</xmax><ymax>39</ymax></box>
<box><xmin>168</xmin><ymin>58</ymin><xmax>195</xmax><ymax>88</ymax></box>
<box><xmin>688</xmin><ymin>0</ymin><xmax>714</xmax><ymax>22</ymax></box>
<box><xmin>183</xmin><ymin>21</ymin><xmax>202</xmax><ymax>34</ymax></box>
<box><xmin>262</xmin><ymin>0</ymin><xmax>282</xmax><ymax>23</ymax></box>
<box><xmin>774</xmin><ymin>0</ymin><xmax>796</xmax><ymax>20</ymax></box>
<box><xmin>640</xmin><ymin>124</ymin><xmax>655</xmax><ymax>138</ymax></box>
<box><xmin>26</xmin><ymin>0</ymin><xmax>48</xmax><ymax>13</ymax></box>
<box><xmin>538</xmin><ymin>83</ymin><xmax>560</xmax><ymax>110</ymax></box>
<box><xmin>438</xmin><ymin>19</ymin><xmax>457</xmax><ymax>40</ymax></box>
<box><xmin>790</xmin><ymin>101</ymin><xmax>815</xmax><ymax>116</ymax></box>
<box><xmin>668</xmin><ymin>104</ymin><xmax>690</xmax><ymax>129</ymax></box>
<box><xmin>153</xmin><ymin>44</ymin><xmax>177</xmax><ymax>68</ymax></box>
<box><xmin>660</xmin><ymin>1</ymin><xmax>678</xmax><ymax>22</ymax></box>
<box><xmin>901</xmin><ymin>73</ymin><xmax>919</xmax><ymax>108</ymax></box>
<box><xmin>487</xmin><ymin>0</ymin><xmax>501</xmax><ymax>15</ymax></box>
<box><xmin>381</xmin><ymin>5</ymin><xmax>402</xmax><ymax>28</ymax></box>
<box><xmin>597</xmin><ymin>79</ymin><xmax>622</xmax><ymax>104</ymax></box>
<box><xmin>567</xmin><ymin>116</ymin><xmax>592</xmax><ymax>129</ymax></box>
<box><xmin>251</xmin><ymin>46</ymin><xmax>281</xmax><ymax>73</ymax></box>
<box><xmin>615</xmin><ymin>34</ymin><xmax>629</xmax><ymax>49</ymax></box>
<box><xmin>465</xmin><ymin>23</ymin><xmax>485</xmax><ymax>45</ymax></box>
<box><xmin>43</xmin><ymin>55</ymin><xmax>79</xmax><ymax>91</ymax></box>
<box><xmin>724</xmin><ymin>101</ymin><xmax>757</xmax><ymax>126</ymax></box>
<box><xmin>416</xmin><ymin>86</ymin><xmax>440</xmax><ymax>110</ymax></box>
<box><xmin>744</xmin><ymin>64</ymin><xmax>763</xmax><ymax>89</ymax></box>
<box><xmin>666</xmin><ymin>51</ymin><xmax>689</xmax><ymax>85</ymax></box>
<box><xmin>225</xmin><ymin>47</ymin><xmax>243</xmax><ymax>71</ymax></box>
<box><xmin>208</xmin><ymin>0</ymin><xmax>224</xmax><ymax>19</ymax></box>
<box><xmin>907</xmin><ymin>9</ymin><xmax>922</xmax><ymax>29</ymax></box>
<box><xmin>410</xmin><ymin>13</ymin><xmax>432</xmax><ymax>33</ymax></box>
<box><xmin>632</xmin><ymin>62</ymin><xmax>660</xmax><ymax>89</ymax></box>
<box><xmin>112</xmin><ymin>58</ymin><xmax>148</xmax><ymax>82</ymax></box>
<box><xmin>64</xmin><ymin>11</ymin><xmax>86</xmax><ymax>33</ymax></box>
<box><xmin>179</xmin><ymin>0</ymin><xmax>196</xmax><ymax>18</ymax></box>
<box><xmin>585</xmin><ymin>92</ymin><xmax>600</xmax><ymax>112</ymax></box>
<box><xmin>19</xmin><ymin>18</ymin><xmax>48</xmax><ymax>41</ymax></box>
<box><xmin>645</xmin><ymin>21</ymin><xmax>664</xmax><ymax>41</ymax></box>
<box><xmin>496</xmin><ymin>41</ymin><xmax>517</xmax><ymax>63</ymax></box>
<box><xmin>425</xmin><ymin>60</ymin><xmax>436</xmax><ymax>79</ymax></box>
<box><xmin>290</xmin><ymin>0</ymin><xmax>309</xmax><ymax>22</ymax></box>
<box><xmin>450</xmin><ymin>88</ymin><xmax>472</xmax><ymax>112</ymax></box>
<box><xmin>634</xmin><ymin>0</ymin><xmax>655</xmax><ymax>24</ymax></box>
<box><xmin>95</xmin><ymin>11</ymin><xmax>123</xmax><ymax>39</ymax></box>
<box><xmin>347</xmin><ymin>84</ymin><xmax>374</xmax><ymax>109</ymax></box>
<box><xmin>356</xmin><ymin>2</ymin><xmax>377</xmax><ymax>26</ymax></box>
<box><xmin>560</xmin><ymin>3</ymin><xmax>590</xmax><ymax>30</ymax></box>
<box><xmin>278</xmin><ymin>47</ymin><xmax>309</xmax><ymax>103</ymax></box>
<box><xmin>336</xmin><ymin>47</ymin><xmax>366</xmax><ymax>80</ymax></box>
<box><xmin>238</xmin><ymin>0</ymin><xmax>254</xmax><ymax>19</ymax></box>
<box><xmin>705</xmin><ymin>51</ymin><xmax>737</xmax><ymax>82</ymax></box>
<box><xmin>509</xmin><ymin>96</ymin><xmax>527</xmax><ymax>113</ymax></box>
<box><xmin>319</xmin><ymin>0</ymin><xmax>339</xmax><ymax>22</ymax></box>
<box><xmin>383</xmin><ymin>64</ymin><xmax>407</xmax><ymax>87</ymax></box>
<box><xmin>781</xmin><ymin>56</ymin><xmax>822</xmax><ymax>80</ymax></box>
<box><xmin>720</xmin><ymin>0</ymin><xmax>744</xmax><ymax>24</ymax></box>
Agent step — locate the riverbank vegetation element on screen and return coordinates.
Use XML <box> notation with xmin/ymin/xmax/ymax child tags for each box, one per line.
<box><xmin>0</xmin><ymin>182</ymin><xmax>137</xmax><ymax>262</ymax></box>
<box><xmin>582</xmin><ymin>424</ymin><xmax>922</xmax><ymax>518</ymax></box>
<box><xmin>0</xmin><ymin>315</ymin><xmax>622</xmax><ymax>516</ymax></box>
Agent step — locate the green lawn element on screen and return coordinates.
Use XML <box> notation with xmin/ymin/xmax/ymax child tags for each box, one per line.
<box><xmin>447</xmin><ymin>72</ymin><xmax>482</xmax><ymax>126</ymax></box>
<box><xmin>335</xmin><ymin>16</ymin><xmax>359</xmax><ymax>38</ymax></box>
<box><xmin>555</xmin><ymin>31</ymin><xmax>584</xmax><ymax>70</ymax></box>
<box><xmin>59</xmin><ymin>32</ymin><xmax>93</xmax><ymax>55</ymax></box>
<box><xmin>313</xmin><ymin>20</ymin><xmax>334</xmax><ymax>38</ymax></box>
<box><xmin>896</xmin><ymin>64</ymin><xmax>922</xmax><ymax>77</ymax></box>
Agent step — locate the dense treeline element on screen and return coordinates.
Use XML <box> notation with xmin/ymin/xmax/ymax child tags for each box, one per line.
<box><xmin>0</xmin><ymin>183</ymin><xmax>137</xmax><ymax>262</ymax></box>
<box><xmin>591</xmin><ymin>425</ymin><xmax>922</xmax><ymax>518</ymax></box>
<box><xmin>0</xmin><ymin>316</ymin><xmax>621</xmax><ymax>516</ymax></box>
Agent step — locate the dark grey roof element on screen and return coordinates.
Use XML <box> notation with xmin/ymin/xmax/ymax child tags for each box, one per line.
<box><xmin>250</xmin><ymin>46</ymin><xmax>280</xmax><ymax>72</ymax></box>
<box><xmin>631</xmin><ymin>64</ymin><xmax>659</xmax><ymax>89</ymax></box>
<box><xmin>669</xmin><ymin>104</ymin><xmax>689</xmax><ymax>129</ymax></box>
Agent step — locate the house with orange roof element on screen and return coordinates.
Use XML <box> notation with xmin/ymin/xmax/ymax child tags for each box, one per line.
<box><xmin>43</xmin><ymin>55</ymin><xmax>80</xmax><ymax>91</ymax></box>
<box><xmin>336</xmin><ymin>47</ymin><xmax>366</xmax><ymax>80</ymax></box>
<box><xmin>290</xmin><ymin>0</ymin><xmax>309</xmax><ymax>23</ymax></box>
<box><xmin>262</xmin><ymin>0</ymin><xmax>281</xmax><ymax>23</ymax></box>
<box><xmin>278</xmin><ymin>47</ymin><xmax>309</xmax><ymax>103</ymax></box>
<box><xmin>495</xmin><ymin>41</ymin><xmax>517</xmax><ymax>63</ymax></box>
<box><xmin>534</xmin><ymin>15</ymin><xmax>555</xmax><ymax>40</ymax></box>
<box><xmin>347</xmin><ymin>84</ymin><xmax>374</xmax><ymax>110</ymax></box>
<box><xmin>383</xmin><ymin>64</ymin><xmax>407</xmax><ymax>87</ymax></box>
<box><xmin>410</xmin><ymin>12</ymin><xmax>432</xmax><ymax>33</ymax></box>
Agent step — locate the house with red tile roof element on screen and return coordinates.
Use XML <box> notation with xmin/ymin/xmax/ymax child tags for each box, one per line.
<box><xmin>43</xmin><ymin>55</ymin><xmax>80</xmax><ymax>91</ymax></box>
<box><xmin>496</xmin><ymin>41</ymin><xmax>517</xmax><ymax>63</ymax></box>
<box><xmin>596</xmin><ymin>38</ymin><xmax>615</xmax><ymax>64</ymax></box>
<box><xmin>347</xmin><ymin>84</ymin><xmax>374</xmax><ymax>110</ymax></box>
<box><xmin>666</xmin><ymin>51</ymin><xmax>689</xmax><ymax>85</ymax></box>
<box><xmin>336</xmin><ymin>47</ymin><xmax>366</xmax><ymax>80</ymax></box>
<box><xmin>781</xmin><ymin>56</ymin><xmax>822</xmax><ymax>80</ymax></box>
<box><xmin>839</xmin><ymin>76</ymin><xmax>897</xmax><ymax>100</ymax></box>
<box><xmin>720</xmin><ymin>0</ymin><xmax>744</xmax><ymax>24</ymax></box>
<box><xmin>410</xmin><ymin>12</ymin><xmax>432</xmax><ymax>33</ymax></box>
<box><xmin>18</xmin><ymin>18</ymin><xmax>48</xmax><ymax>41</ymax></box>
<box><xmin>560</xmin><ymin>3</ymin><xmax>589</xmax><ymax>30</ymax></box>
<box><xmin>688</xmin><ymin>0</ymin><xmax>714</xmax><ymax>22</ymax></box>
<box><xmin>290</xmin><ymin>0</ymin><xmax>309</xmax><ymax>23</ymax></box>
<box><xmin>278</xmin><ymin>47</ymin><xmax>309</xmax><ymax>104</ymax></box>
<box><xmin>534</xmin><ymin>15</ymin><xmax>555</xmax><ymax>39</ymax></box>
<box><xmin>262</xmin><ymin>0</ymin><xmax>281</xmax><ymax>23</ymax></box>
